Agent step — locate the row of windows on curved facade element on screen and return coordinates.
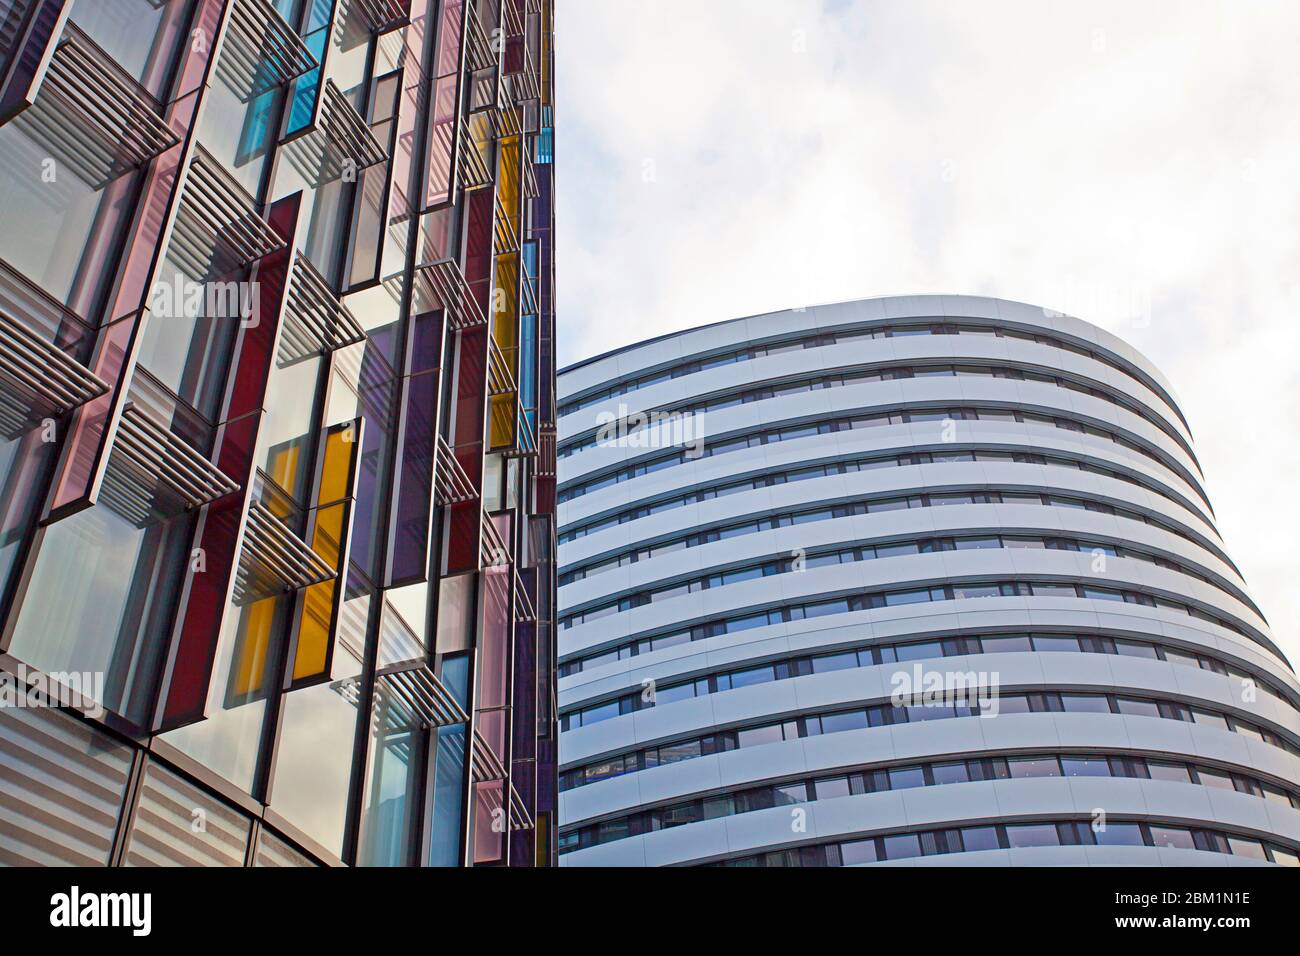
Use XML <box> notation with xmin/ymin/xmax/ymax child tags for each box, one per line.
<box><xmin>557</xmin><ymin>405</ymin><xmax>1205</xmax><ymax>508</ymax></box>
<box><xmin>560</xmin><ymin>530</ymin><xmax>1249</xmax><ymax>631</ymax></box>
<box><xmin>559</xmin><ymin>688</ymin><xmax>1299</xmax><ymax>792</ymax></box>
<box><xmin>557</xmin><ymin>322</ymin><xmax>1188</xmax><ymax>431</ymax></box>
<box><xmin>559</xmin><ymin>750</ymin><xmax>1300</xmax><ymax>853</ymax></box>
<box><xmin>559</xmin><ymin>362</ymin><xmax>1195</xmax><ymax>463</ymax></box>
<box><xmin>560</xmin><ymin>578</ymin><xmax>1264</xmax><ymax>673</ymax></box>
<box><xmin>561</xmin><ymin>484</ymin><xmax>1226</xmax><ymax>585</ymax></box>
<box><xmin>558</xmin><ymin>448</ymin><xmax>1213</xmax><ymax>548</ymax></box>
<box><xmin>560</xmin><ymin>630</ymin><xmax>1293</xmax><ymax>728</ymax></box>
<box><xmin>711</xmin><ymin>819</ymin><xmax>1300</xmax><ymax>868</ymax></box>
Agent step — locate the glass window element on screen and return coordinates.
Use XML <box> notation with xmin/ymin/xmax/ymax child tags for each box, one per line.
<box><xmin>1149</xmin><ymin>826</ymin><xmax>1195</xmax><ymax>850</ymax></box>
<box><xmin>815</xmin><ymin>776</ymin><xmax>852</xmax><ymax>800</ymax></box>
<box><xmin>1061</xmin><ymin>757</ymin><xmax>1111</xmax><ymax>777</ymax></box>
<box><xmin>1115</xmin><ymin>697</ymin><xmax>1161</xmax><ymax>719</ymax></box>
<box><xmin>1005</xmin><ymin>824</ymin><xmax>1060</xmax><ymax>848</ymax></box>
<box><xmin>819</xmin><ymin>711</ymin><xmax>868</xmax><ymax>734</ymax></box>
<box><xmin>888</xmin><ymin>766</ymin><xmax>926</xmax><ymax>790</ymax></box>
<box><xmin>1008</xmin><ymin>757</ymin><xmax>1060</xmax><ymax>779</ymax></box>
<box><xmin>1195</xmin><ymin>769</ymin><xmax>1237</xmax><ymax>791</ymax></box>
<box><xmin>1146</xmin><ymin>761</ymin><xmax>1193</xmax><ymax>784</ymax></box>
<box><xmin>881</xmin><ymin>833</ymin><xmax>922</xmax><ymax>859</ymax></box>
<box><xmin>1033</xmin><ymin>635</ymin><xmax>1080</xmax><ymax>652</ymax></box>
<box><xmin>736</xmin><ymin>725</ymin><xmax>784</xmax><ymax>748</ymax></box>
<box><xmin>1060</xmin><ymin>694</ymin><xmax>1111</xmax><ymax>713</ymax></box>
<box><xmin>840</xmin><ymin>839</ymin><xmax>878</xmax><ymax>865</ymax></box>
<box><xmin>812</xmin><ymin>651</ymin><xmax>858</xmax><ymax>673</ymax></box>
<box><xmin>981</xmin><ymin>635</ymin><xmax>1033</xmax><ymax>653</ymax></box>
<box><xmin>961</xmin><ymin>826</ymin><xmax>1001</xmax><ymax>852</ymax></box>
<box><xmin>1094</xmin><ymin>823</ymin><xmax>1145</xmax><ymax>846</ymax></box>
<box><xmin>931</xmin><ymin>761</ymin><xmax>971</xmax><ymax>785</ymax></box>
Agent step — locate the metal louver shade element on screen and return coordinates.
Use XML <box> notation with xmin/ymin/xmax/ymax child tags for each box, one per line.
<box><xmin>493</xmin><ymin>195</ymin><xmax>520</xmax><ymax>254</ymax></box>
<box><xmin>168</xmin><ymin>146</ymin><xmax>286</xmax><ymax>281</ymax></box>
<box><xmin>233</xmin><ymin>500</ymin><xmax>337</xmax><ymax>606</ymax></box>
<box><xmin>11</xmin><ymin>24</ymin><xmax>178</xmax><ymax>190</ymax></box>
<box><xmin>486</xmin><ymin>337</ymin><xmax>516</xmax><ymax>396</ymax></box>
<box><xmin>464</xmin><ymin>8</ymin><xmax>497</xmax><ymax>72</ymax></box>
<box><xmin>100</xmin><ymin>403</ymin><xmax>239</xmax><ymax>527</ymax></box>
<box><xmin>350</xmin><ymin>0</ymin><xmax>409</xmax><ymax>34</ymax></box>
<box><xmin>320</xmin><ymin>79</ymin><xmax>387</xmax><ymax>170</ymax></box>
<box><xmin>470</xmin><ymin>730</ymin><xmax>534</xmax><ymax>831</ymax></box>
<box><xmin>434</xmin><ymin>435</ymin><xmax>476</xmax><ymax>505</ymax></box>
<box><xmin>222</xmin><ymin>0</ymin><xmax>318</xmax><ymax>101</ymax></box>
<box><xmin>457</xmin><ymin>126</ymin><xmax>492</xmax><ymax>190</ymax></box>
<box><xmin>378</xmin><ymin>663</ymin><xmax>470</xmax><ymax>729</ymax></box>
<box><xmin>479</xmin><ymin>513</ymin><xmax>536</xmax><ymax>622</ymax></box>
<box><xmin>410</xmin><ymin>258</ymin><xmax>487</xmax><ymax>331</ymax></box>
<box><xmin>279</xmin><ymin>252</ymin><xmax>367</xmax><ymax>364</ymax></box>
<box><xmin>282</xmin><ymin>80</ymin><xmax>388</xmax><ymax>186</ymax></box>
<box><xmin>0</xmin><ymin>308</ymin><xmax>106</xmax><ymax>438</ymax></box>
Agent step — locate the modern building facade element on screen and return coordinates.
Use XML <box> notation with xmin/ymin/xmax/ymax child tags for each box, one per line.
<box><xmin>556</xmin><ymin>295</ymin><xmax>1300</xmax><ymax>866</ymax></box>
<box><xmin>0</xmin><ymin>0</ymin><xmax>557</xmax><ymax>866</ymax></box>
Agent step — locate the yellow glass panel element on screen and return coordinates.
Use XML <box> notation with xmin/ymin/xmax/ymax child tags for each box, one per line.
<box><xmin>489</xmin><ymin>393</ymin><xmax>515</xmax><ymax>449</ymax></box>
<box><xmin>318</xmin><ymin>426</ymin><xmax>354</xmax><ymax>505</ymax></box>
<box><xmin>293</xmin><ymin>501</ymin><xmax>345</xmax><ymax>681</ymax></box>
<box><xmin>267</xmin><ymin>445</ymin><xmax>300</xmax><ymax>515</ymax></box>
<box><xmin>230</xmin><ymin>598</ymin><xmax>279</xmax><ymax>698</ymax></box>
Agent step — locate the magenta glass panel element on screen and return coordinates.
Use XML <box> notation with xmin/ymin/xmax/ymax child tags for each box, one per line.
<box><xmin>422</xmin><ymin>0</ymin><xmax>463</xmax><ymax>210</ymax></box>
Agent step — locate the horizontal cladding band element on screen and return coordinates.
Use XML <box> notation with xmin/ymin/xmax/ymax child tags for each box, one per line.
<box><xmin>558</xmin><ymin>360</ymin><xmax>1197</xmax><ymax>463</ymax></box>
<box><xmin>557</xmin><ymin>312</ymin><xmax>1190</xmax><ymax>434</ymax></box>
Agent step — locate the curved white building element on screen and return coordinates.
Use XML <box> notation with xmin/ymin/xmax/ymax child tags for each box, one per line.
<box><xmin>555</xmin><ymin>296</ymin><xmax>1300</xmax><ymax>867</ymax></box>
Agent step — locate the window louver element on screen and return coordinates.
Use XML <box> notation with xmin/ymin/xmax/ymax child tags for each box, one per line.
<box><xmin>11</xmin><ymin>24</ymin><xmax>178</xmax><ymax>189</ymax></box>
<box><xmin>487</xmin><ymin>337</ymin><xmax>516</xmax><ymax>397</ymax></box>
<box><xmin>279</xmin><ymin>252</ymin><xmax>366</xmax><ymax>364</ymax></box>
<box><xmin>377</xmin><ymin>663</ymin><xmax>470</xmax><ymax>729</ymax></box>
<box><xmin>351</xmin><ymin>0</ymin><xmax>409</xmax><ymax>34</ymax></box>
<box><xmin>464</xmin><ymin>7</ymin><xmax>497</xmax><ymax>72</ymax></box>
<box><xmin>100</xmin><ymin>402</ymin><xmax>239</xmax><ymax>526</ymax></box>
<box><xmin>233</xmin><ymin>499</ymin><xmax>336</xmax><ymax>606</ymax></box>
<box><xmin>0</xmin><ymin>310</ymin><xmax>106</xmax><ymax>438</ymax></box>
<box><xmin>480</xmin><ymin>513</ymin><xmax>536</xmax><ymax>622</ymax></box>
<box><xmin>168</xmin><ymin>146</ymin><xmax>286</xmax><ymax>281</ymax></box>
<box><xmin>470</xmin><ymin>730</ymin><xmax>534</xmax><ymax>831</ymax></box>
<box><xmin>494</xmin><ymin>194</ymin><xmax>520</xmax><ymax>254</ymax></box>
<box><xmin>222</xmin><ymin>0</ymin><xmax>318</xmax><ymax>101</ymax></box>
<box><xmin>282</xmin><ymin>80</ymin><xmax>387</xmax><ymax>186</ymax></box>
<box><xmin>410</xmin><ymin>258</ymin><xmax>487</xmax><ymax>331</ymax></box>
<box><xmin>434</xmin><ymin>434</ymin><xmax>476</xmax><ymax>505</ymax></box>
<box><xmin>457</xmin><ymin>122</ymin><xmax>493</xmax><ymax>190</ymax></box>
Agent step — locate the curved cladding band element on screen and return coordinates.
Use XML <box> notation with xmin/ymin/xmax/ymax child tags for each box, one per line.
<box><xmin>556</xmin><ymin>295</ymin><xmax>1299</xmax><ymax>867</ymax></box>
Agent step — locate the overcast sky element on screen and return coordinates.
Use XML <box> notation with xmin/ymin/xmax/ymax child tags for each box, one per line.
<box><xmin>554</xmin><ymin>0</ymin><xmax>1300</xmax><ymax>660</ymax></box>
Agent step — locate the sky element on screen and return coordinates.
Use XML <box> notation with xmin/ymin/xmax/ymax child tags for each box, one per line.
<box><xmin>554</xmin><ymin>0</ymin><xmax>1300</xmax><ymax>661</ymax></box>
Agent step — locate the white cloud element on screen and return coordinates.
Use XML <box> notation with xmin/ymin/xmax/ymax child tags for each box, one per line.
<box><xmin>556</xmin><ymin>0</ymin><xmax>1300</xmax><ymax>658</ymax></box>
